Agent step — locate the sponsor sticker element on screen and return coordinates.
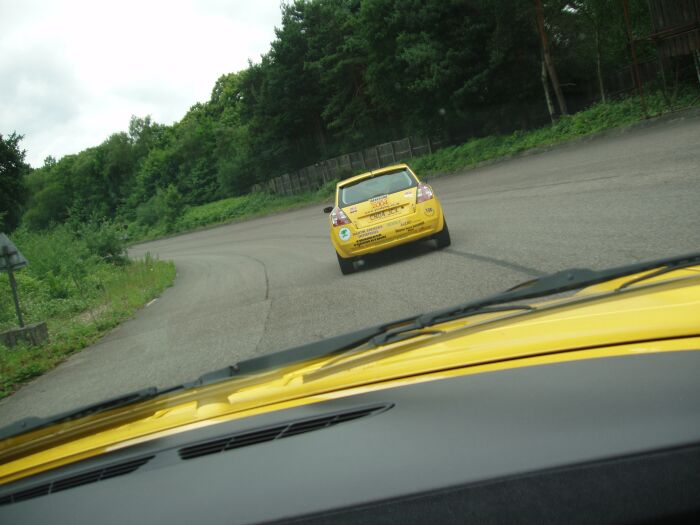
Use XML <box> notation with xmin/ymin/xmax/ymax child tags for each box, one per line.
<box><xmin>424</xmin><ymin>207</ymin><xmax>435</xmax><ymax>216</ymax></box>
<box><xmin>353</xmin><ymin>233</ymin><xmax>386</xmax><ymax>247</ymax></box>
<box><xmin>349</xmin><ymin>206</ymin><xmax>358</xmax><ymax>213</ymax></box>
<box><xmin>358</xmin><ymin>225</ymin><xmax>383</xmax><ymax>238</ymax></box>
<box><xmin>339</xmin><ymin>227</ymin><xmax>352</xmax><ymax>241</ymax></box>
<box><xmin>395</xmin><ymin>221</ymin><xmax>425</xmax><ymax>235</ymax></box>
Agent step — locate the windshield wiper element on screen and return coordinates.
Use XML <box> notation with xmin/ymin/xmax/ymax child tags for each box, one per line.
<box><xmin>244</xmin><ymin>251</ymin><xmax>700</xmax><ymax>372</ymax></box>
<box><xmin>616</xmin><ymin>260</ymin><xmax>700</xmax><ymax>291</ymax></box>
<box><xmin>2</xmin><ymin>251</ymin><xmax>698</xmax><ymax>443</ymax></box>
<box><xmin>0</xmin><ymin>361</ymin><xmax>273</xmax><ymax>442</ymax></box>
<box><xmin>0</xmin><ymin>387</ymin><xmax>159</xmax><ymax>442</ymax></box>
<box><xmin>366</xmin><ymin>305</ymin><xmax>534</xmax><ymax>348</ymax></box>
<box><xmin>377</xmin><ymin>251</ymin><xmax>700</xmax><ymax>343</ymax></box>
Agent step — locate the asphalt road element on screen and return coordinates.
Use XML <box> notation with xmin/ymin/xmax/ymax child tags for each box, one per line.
<box><xmin>1</xmin><ymin>113</ymin><xmax>699</xmax><ymax>425</ymax></box>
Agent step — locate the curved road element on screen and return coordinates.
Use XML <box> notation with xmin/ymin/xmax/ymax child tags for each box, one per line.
<box><xmin>1</xmin><ymin>113</ymin><xmax>699</xmax><ymax>425</ymax></box>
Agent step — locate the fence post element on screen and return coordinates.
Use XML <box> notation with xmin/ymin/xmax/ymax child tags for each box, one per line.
<box><xmin>427</xmin><ymin>137</ymin><xmax>432</xmax><ymax>155</ymax></box>
<box><xmin>375</xmin><ymin>147</ymin><xmax>381</xmax><ymax>167</ymax></box>
<box><xmin>390</xmin><ymin>142</ymin><xmax>397</xmax><ymax>163</ymax></box>
<box><xmin>407</xmin><ymin>137</ymin><xmax>414</xmax><ymax>158</ymax></box>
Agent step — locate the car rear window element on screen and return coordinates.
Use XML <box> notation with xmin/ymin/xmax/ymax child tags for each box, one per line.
<box><xmin>339</xmin><ymin>169</ymin><xmax>417</xmax><ymax>206</ymax></box>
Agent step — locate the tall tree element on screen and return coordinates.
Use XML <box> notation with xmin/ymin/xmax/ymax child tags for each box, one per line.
<box><xmin>0</xmin><ymin>133</ymin><xmax>29</xmax><ymax>231</ymax></box>
<box><xmin>534</xmin><ymin>0</ymin><xmax>568</xmax><ymax>115</ymax></box>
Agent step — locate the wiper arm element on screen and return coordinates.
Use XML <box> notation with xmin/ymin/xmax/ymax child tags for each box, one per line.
<box><xmin>0</xmin><ymin>387</ymin><xmax>159</xmax><ymax>442</ymax></box>
<box><xmin>359</xmin><ymin>251</ymin><xmax>700</xmax><ymax>349</ymax></box>
<box><xmin>616</xmin><ymin>259</ymin><xmax>700</xmax><ymax>291</ymax></box>
<box><xmin>3</xmin><ymin>252</ymin><xmax>697</xmax><ymax>443</ymax></box>
<box><xmin>0</xmin><ymin>366</ymin><xmax>267</xmax><ymax>442</ymax></box>
<box><xmin>487</xmin><ymin>251</ymin><xmax>700</xmax><ymax>304</ymax></box>
<box><xmin>368</xmin><ymin>305</ymin><xmax>534</xmax><ymax>348</ymax></box>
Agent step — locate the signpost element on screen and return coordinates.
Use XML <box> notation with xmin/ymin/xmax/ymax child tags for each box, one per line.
<box><xmin>1</xmin><ymin>233</ymin><xmax>29</xmax><ymax>328</ymax></box>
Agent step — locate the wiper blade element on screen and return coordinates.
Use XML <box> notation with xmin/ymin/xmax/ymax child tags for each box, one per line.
<box><xmin>0</xmin><ymin>387</ymin><xmax>159</xmax><ymax>442</ymax></box>
<box><xmin>0</xmin><ymin>363</ymin><xmax>262</xmax><ymax>441</ymax></box>
<box><xmin>502</xmin><ymin>251</ymin><xmax>700</xmax><ymax>298</ymax></box>
<box><xmin>2</xmin><ymin>251</ymin><xmax>697</xmax><ymax>443</ymax></box>
<box><xmin>344</xmin><ymin>251</ymin><xmax>700</xmax><ymax>351</ymax></box>
<box><xmin>0</xmin><ymin>321</ymin><xmax>418</xmax><ymax>442</ymax></box>
<box><xmin>616</xmin><ymin>260</ymin><xmax>700</xmax><ymax>291</ymax></box>
<box><xmin>367</xmin><ymin>305</ymin><xmax>534</xmax><ymax>348</ymax></box>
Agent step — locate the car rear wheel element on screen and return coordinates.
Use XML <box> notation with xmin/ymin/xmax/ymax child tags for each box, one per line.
<box><xmin>435</xmin><ymin>220</ymin><xmax>451</xmax><ymax>249</ymax></box>
<box><xmin>337</xmin><ymin>253</ymin><xmax>355</xmax><ymax>275</ymax></box>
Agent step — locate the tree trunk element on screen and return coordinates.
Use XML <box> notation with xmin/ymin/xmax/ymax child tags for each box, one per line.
<box><xmin>541</xmin><ymin>54</ymin><xmax>556</xmax><ymax>123</ymax></box>
<box><xmin>595</xmin><ymin>28</ymin><xmax>606</xmax><ymax>103</ymax></box>
<box><xmin>658</xmin><ymin>55</ymin><xmax>671</xmax><ymax>107</ymax></box>
<box><xmin>313</xmin><ymin>114</ymin><xmax>327</xmax><ymax>157</ymax></box>
<box><xmin>671</xmin><ymin>58</ymin><xmax>680</xmax><ymax>106</ymax></box>
<box><xmin>534</xmin><ymin>0</ymin><xmax>568</xmax><ymax>115</ymax></box>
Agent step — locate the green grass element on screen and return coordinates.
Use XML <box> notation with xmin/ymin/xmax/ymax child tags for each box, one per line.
<box><xmin>127</xmin><ymin>179</ymin><xmax>338</xmax><ymax>242</ymax></box>
<box><xmin>0</xmin><ymin>228</ymin><xmax>176</xmax><ymax>399</ymax></box>
<box><xmin>412</xmin><ymin>89</ymin><xmax>700</xmax><ymax>178</ymax></box>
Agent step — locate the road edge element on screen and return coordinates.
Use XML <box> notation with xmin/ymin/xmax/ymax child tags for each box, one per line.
<box><xmin>130</xmin><ymin>105</ymin><xmax>700</xmax><ymax>250</ymax></box>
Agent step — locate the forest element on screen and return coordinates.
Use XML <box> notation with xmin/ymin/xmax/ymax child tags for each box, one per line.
<box><xmin>1</xmin><ymin>0</ymin><xmax>697</xmax><ymax>235</ymax></box>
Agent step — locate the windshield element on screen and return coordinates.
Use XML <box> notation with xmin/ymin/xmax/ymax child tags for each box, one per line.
<box><xmin>339</xmin><ymin>169</ymin><xmax>417</xmax><ymax>206</ymax></box>
<box><xmin>1</xmin><ymin>0</ymin><xmax>699</xmax><ymax>480</ymax></box>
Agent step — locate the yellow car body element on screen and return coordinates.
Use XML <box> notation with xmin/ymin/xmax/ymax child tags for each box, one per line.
<box><xmin>326</xmin><ymin>164</ymin><xmax>448</xmax><ymax>271</ymax></box>
<box><xmin>1</xmin><ymin>257</ymin><xmax>699</xmax><ymax>487</ymax></box>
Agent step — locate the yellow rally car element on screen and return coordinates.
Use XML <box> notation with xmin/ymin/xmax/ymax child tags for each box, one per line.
<box><xmin>1</xmin><ymin>252</ymin><xmax>700</xmax><ymax>524</ymax></box>
<box><xmin>323</xmin><ymin>164</ymin><xmax>450</xmax><ymax>274</ymax></box>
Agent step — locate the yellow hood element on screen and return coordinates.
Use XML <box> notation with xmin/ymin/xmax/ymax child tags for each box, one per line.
<box><xmin>1</xmin><ymin>265</ymin><xmax>699</xmax><ymax>485</ymax></box>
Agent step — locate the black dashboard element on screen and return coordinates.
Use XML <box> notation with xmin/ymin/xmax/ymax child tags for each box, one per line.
<box><xmin>1</xmin><ymin>351</ymin><xmax>700</xmax><ymax>524</ymax></box>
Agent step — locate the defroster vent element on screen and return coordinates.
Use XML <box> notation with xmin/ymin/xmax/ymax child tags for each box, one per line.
<box><xmin>0</xmin><ymin>455</ymin><xmax>154</xmax><ymax>507</ymax></box>
<box><xmin>179</xmin><ymin>403</ymin><xmax>392</xmax><ymax>460</ymax></box>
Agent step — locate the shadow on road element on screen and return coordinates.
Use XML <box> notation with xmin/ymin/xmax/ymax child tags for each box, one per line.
<box><xmin>352</xmin><ymin>240</ymin><xmax>441</xmax><ymax>274</ymax></box>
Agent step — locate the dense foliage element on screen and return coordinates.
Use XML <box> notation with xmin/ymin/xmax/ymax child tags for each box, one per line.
<box><xmin>0</xmin><ymin>133</ymin><xmax>29</xmax><ymax>231</ymax></box>
<box><xmin>2</xmin><ymin>0</ymin><xmax>694</xmax><ymax>236</ymax></box>
<box><xmin>0</xmin><ymin>226</ymin><xmax>175</xmax><ymax>397</ymax></box>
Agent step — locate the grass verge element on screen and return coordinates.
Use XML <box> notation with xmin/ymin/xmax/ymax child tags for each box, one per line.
<box><xmin>128</xmin><ymin>180</ymin><xmax>338</xmax><ymax>242</ymax></box>
<box><xmin>412</xmin><ymin>89</ymin><xmax>700</xmax><ymax>178</ymax></box>
<box><xmin>0</xmin><ymin>228</ymin><xmax>176</xmax><ymax>400</ymax></box>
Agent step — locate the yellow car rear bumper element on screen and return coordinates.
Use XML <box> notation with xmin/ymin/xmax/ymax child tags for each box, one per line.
<box><xmin>333</xmin><ymin>204</ymin><xmax>445</xmax><ymax>259</ymax></box>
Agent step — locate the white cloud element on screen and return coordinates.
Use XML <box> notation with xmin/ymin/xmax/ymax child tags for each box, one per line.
<box><xmin>0</xmin><ymin>0</ymin><xmax>282</xmax><ymax>166</ymax></box>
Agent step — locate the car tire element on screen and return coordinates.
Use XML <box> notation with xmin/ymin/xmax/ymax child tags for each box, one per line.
<box><xmin>337</xmin><ymin>253</ymin><xmax>355</xmax><ymax>275</ymax></box>
<box><xmin>435</xmin><ymin>219</ymin><xmax>451</xmax><ymax>249</ymax></box>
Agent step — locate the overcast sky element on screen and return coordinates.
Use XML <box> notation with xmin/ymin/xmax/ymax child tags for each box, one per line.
<box><xmin>0</xmin><ymin>0</ymin><xmax>282</xmax><ymax>167</ymax></box>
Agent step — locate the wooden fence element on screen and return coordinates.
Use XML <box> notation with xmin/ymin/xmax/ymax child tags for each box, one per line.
<box><xmin>252</xmin><ymin>136</ymin><xmax>446</xmax><ymax>196</ymax></box>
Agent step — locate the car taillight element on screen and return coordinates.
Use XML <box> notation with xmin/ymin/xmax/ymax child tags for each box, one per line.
<box><xmin>330</xmin><ymin>206</ymin><xmax>351</xmax><ymax>227</ymax></box>
<box><xmin>416</xmin><ymin>183</ymin><xmax>434</xmax><ymax>204</ymax></box>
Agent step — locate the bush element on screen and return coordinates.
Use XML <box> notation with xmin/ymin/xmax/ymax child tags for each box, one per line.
<box><xmin>75</xmin><ymin>220</ymin><xmax>128</xmax><ymax>264</ymax></box>
<box><xmin>0</xmin><ymin>223</ymin><xmax>136</xmax><ymax>330</ymax></box>
<box><xmin>0</xmin><ymin>252</ymin><xmax>176</xmax><ymax>398</ymax></box>
<box><xmin>136</xmin><ymin>184</ymin><xmax>185</xmax><ymax>229</ymax></box>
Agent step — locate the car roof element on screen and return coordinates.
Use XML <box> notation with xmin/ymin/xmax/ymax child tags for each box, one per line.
<box><xmin>337</xmin><ymin>164</ymin><xmax>414</xmax><ymax>187</ymax></box>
